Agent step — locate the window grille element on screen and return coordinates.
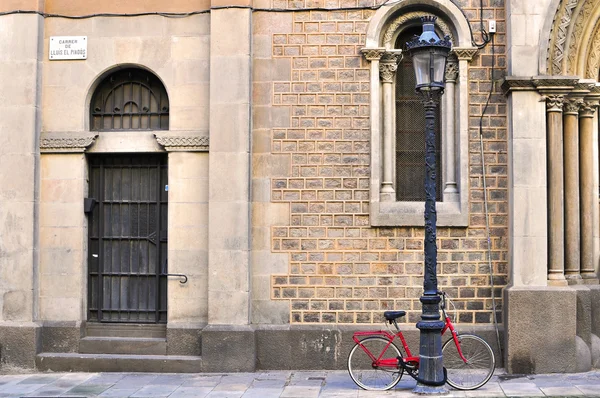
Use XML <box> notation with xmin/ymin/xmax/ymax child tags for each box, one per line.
<box><xmin>91</xmin><ymin>68</ymin><xmax>169</xmax><ymax>131</ymax></box>
<box><xmin>395</xmin><ymin>28</ymin><xmax>442</xmax><ymax>202</ymax></box>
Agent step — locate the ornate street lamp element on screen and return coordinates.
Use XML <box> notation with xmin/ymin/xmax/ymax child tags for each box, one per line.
<box><xmin>406</xmin><ymin>15</ymin><xmax>452</xmax><ymax>394</ymax></box>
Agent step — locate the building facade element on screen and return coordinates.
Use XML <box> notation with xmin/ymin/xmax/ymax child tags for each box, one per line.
<box><xmin>0</xmin><ymin>0</ymin><xmax>599</xmax><ymax>374</ymax></box>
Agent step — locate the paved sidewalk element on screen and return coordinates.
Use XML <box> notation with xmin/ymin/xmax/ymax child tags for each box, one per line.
<box><xmin>0</xmin><ymin>369</ymin><xmax>600</xmax><ymax>397</ymax></box>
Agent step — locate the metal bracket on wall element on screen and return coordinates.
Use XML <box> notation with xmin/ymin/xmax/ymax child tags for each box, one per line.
<box><xmin>164</xmin><ymin>273</ymin><xmax>188</xmax><ymax>284</ymax></box>
<box><xmin>84</xmin><ymin>197</ymin><xmax>97</xmax><ymax>214</ymax></box>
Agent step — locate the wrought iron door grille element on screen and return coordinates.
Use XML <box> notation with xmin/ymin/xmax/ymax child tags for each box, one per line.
<box><xmin>87</xmin><ymin>155</ymin><xmax>168</xmax><ymax>323</ymax></box>
<box><xmin>91</xmin><ymin>68</ymin><xmax>169</xmax><ymax>131</ymax></box>
<box><xmin>395</xmin><ymin>29</ymin><xmax>442</xmax><ymax>202</ymax></box>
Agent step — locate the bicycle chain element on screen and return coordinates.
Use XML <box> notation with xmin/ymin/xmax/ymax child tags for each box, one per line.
<box><xmin>397</xmin><ymin>356</ymin><xmax>448</xmax><ymax>387</ymax></box>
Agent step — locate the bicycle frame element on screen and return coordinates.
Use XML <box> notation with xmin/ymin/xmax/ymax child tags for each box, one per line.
<box><xmin>352</xmin><ymin>293</ymin><xmax>468</xmax><ymax>370</ymax></box>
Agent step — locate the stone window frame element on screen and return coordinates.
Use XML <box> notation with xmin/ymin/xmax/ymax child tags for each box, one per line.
<box><xmin>363</xmin><ymin>0</ymin><xmax>477</xmax><ymax>226</ymax></box>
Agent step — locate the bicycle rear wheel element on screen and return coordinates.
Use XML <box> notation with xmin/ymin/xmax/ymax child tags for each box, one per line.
<box><xmin>442</xmin><ymin>334</ymin><xmax>495</xmax><ymax>390</ymax></box>
<box><xmin>347</xmin><ymin>337</ymin><xmax>403</xmax><ymax>391</ymax></box>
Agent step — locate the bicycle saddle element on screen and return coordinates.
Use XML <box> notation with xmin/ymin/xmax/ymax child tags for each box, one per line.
<box><xmin>383</xmin><ymin>311</ymin><xmax>406</xmax><ymax>321</ymax></box>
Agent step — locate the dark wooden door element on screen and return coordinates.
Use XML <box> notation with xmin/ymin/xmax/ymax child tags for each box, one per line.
<box><xmin>87</xmin><ymin>154</ymin><xmax>168</xmax><ymax>323</ymax></box>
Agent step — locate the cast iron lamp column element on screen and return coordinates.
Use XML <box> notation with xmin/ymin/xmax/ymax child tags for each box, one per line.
<box><xmin>406</xmin><ymin>16</ymin><xmax>452</xmax><ymax>394</ymax></box>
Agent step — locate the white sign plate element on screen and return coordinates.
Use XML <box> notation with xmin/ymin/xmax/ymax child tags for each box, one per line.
<box><xmin>49</xmin><ymin>36</ymin><xmax>87</xmax><ymax>60</ymax></box>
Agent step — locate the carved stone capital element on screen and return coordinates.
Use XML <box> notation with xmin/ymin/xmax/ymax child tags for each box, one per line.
<box><xmin>445</xmin><ymin>57</ymin><xmax>459</xmax><ymax>82</ymax></box>
<box><xmin>546</xmin><ymin>95</ymin><xmax>565</xmax><ymax>112</ymax></box>
<box><xmin>379</xmin><ymin>52</ymin><xmax>401</xmax><ymax>83</ymax></box>
<box><xmin>361</xmin><ymin>48</ymin><xmax>386</xmax><ymax>62</ymax></box>
<box><xmin>580</xmin><ymin>101</ymin><xmax>599</xmax><ymax>117</ymax></box>
<box><xmin>452</xmin><ymin>47</ymin><xmax>478</xmax><ymax>61</ymax></box>
<box><xmin>564</xmin><ymin>98</ymin><xmax>583</xmax><ymax>114</ymax></box>
<box><xmin>40</xmin><ymin>132</ymin><xmax>98</xmax><ymax>153</ymax></box>
<box><xmin>154</xmin><ymin>134</ymin><xmax>209</xmax><ymax>152</ymax></box>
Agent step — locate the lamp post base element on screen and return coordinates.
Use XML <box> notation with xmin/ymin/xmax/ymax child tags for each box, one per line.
<box><xmin>413</xmin><ymin>384</ymin><xmax>448</xmax><ymax>395</ymax></box>
<box><xmin>412</xmin><ymin>301</ymin><xmax>446</xmax><ymax>394</ymax></box>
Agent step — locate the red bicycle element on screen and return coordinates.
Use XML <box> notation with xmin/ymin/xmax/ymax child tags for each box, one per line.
<box><xmin>347</xmin><ymin>291</ymin><xmax>495</xmax><ymax>391</ymax></box>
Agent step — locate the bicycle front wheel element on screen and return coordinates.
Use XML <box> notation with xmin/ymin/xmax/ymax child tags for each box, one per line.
<box><xmin>442</xmin><ymin>334</ymin><xmax>495</xmax><ymax>390</ymax></box>
<box><xmin>347</xmin><ymin>337</ymin><xmax>403</xmax><ymax>391</ymax></box>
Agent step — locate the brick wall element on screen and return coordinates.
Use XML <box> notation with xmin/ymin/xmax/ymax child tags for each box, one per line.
<box><xmin>262</xmin><ymin>0</ymin><xmax>508</xmax><ymax>324</ymax></box>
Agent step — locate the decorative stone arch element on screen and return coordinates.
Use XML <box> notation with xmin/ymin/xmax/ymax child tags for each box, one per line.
<box><xmin>545</xmin><ymin>0</ymin><xmax>600</xmax><ymax>78</ymax></box>
<box><xmin>362</xmin><ymin>0</ymin><xmax>477</xmax><ymax>226</ymax></box>
<box><xmin>80</xmin><ymin>64</ymin><xmax>208</xmax><ymax>153</ymax></box>
<box><xmin>365</xmin><ymin>0</ymin><xmax>473</xmax><ymax>49</ymax></box>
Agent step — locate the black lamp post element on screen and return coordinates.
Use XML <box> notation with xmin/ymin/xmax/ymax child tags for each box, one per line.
<box><xmin>406</xmin><ymin>16</ymin><xmax>452</xmax><ymax>394</ymax></box>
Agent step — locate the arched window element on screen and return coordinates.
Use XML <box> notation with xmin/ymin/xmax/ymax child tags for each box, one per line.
<box><xmin>395</xmin><ymin>27</ymin><xmax>442</xmax><ymax>202</ymax></box>
<box><xmin>362</xmin><ymin>0</ymin><xmax>477</xmax><ymax>226</ymax></box>
<box><xmin>91</xmin><ymin>68</ymin><xmax>169</xmax><ymax>131</ymax></box>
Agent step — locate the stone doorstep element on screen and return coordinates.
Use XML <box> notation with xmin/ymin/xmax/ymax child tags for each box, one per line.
<box><xmin>84</xmin><ymin>323</ymin><xmax>167</xmax><ymax>338</ymax></box>
<box><xmin>79</xmin><ymin>336</ymin><xmax>167</xmax><ymax>355</ymax></box>
<box><xmin>35</xmin><ymin>353</ymin><xmax>203</xmax><ymax>373</ymax></box>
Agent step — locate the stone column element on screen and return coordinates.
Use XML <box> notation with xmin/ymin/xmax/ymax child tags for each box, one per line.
<box><xmin>379</xmin><ymin>52</ymin><xmax>401</xmax><ymax>202</ymax></box>
<box><xmin>0</xmin><ymin>12</ymin><xmax>43</xmax><ymax>369</ymax></box>
<box><xmin>563</xmin><ymin>98</ymin><xmax>583</xmax><ymax>282</ymax></box>
<box><xmin>579</xmin><ymin>100</ymin><xmax>599</xmax><ymax>281</ymax></box>
<box><xmin>208</xmin><ymin>6</ymin><xmax>252</xmax><ymax>324</ymax></box>
<box><xmin>443</xmin><ymin>56</ymin><xmax>458</xmax><ymax>197</ymax></box>
<box><xmin>361</xmin><ymin>48</ymin><xmax>385</xmax><ymax>204</ymax></box>
<box><xmin>546</xmin><ymin>95</ymin><xmax>567</xmax><ymax>284</ymax></box>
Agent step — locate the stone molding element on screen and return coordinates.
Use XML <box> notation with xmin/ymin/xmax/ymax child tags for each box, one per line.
<box><xmin>154</xmin><ymin>133</ymin><xmax>209</xmax><ymax>152</ymax></box>
<box><xmin>550</xmin><ymin>0</ymin><xmax>579</xmax><ymax>74</ymax></box>
<box><xmin>501</xmin><ymin>77</ymin><xmax>536</xmax><ymax>93</ymax></box>
<box><xmin>533</xmin><ymin>77</ymin><xmax>580</xmax><ymax>92</ymax></box>
<box><xmin>361</xmin><ymin>48</ymin><xmax>386</xmax><ymax>61</ymax></box>
<box><xmin>566</xmin><ymin>0</ymin><xmax>595</xmax><ymax>74</ymax></box>
<box><xmin>548</xmin><ymin>0</ymin><xmax>600</xmax><ymax>76</ymax></box>
<box><xmin>586</xmin><ymin>22</ymin><xmax>600</xmax><ymax>78</ymax></box>
<box><xmin>383</xmin><ymin>12</ymin><xmax>454</xmax><ymax>47</ymax></box>
<box><xmin>452</xmin><ymin>47</ymin><xmax>478</xmax><ymax>61</ymax></box>
<box><xmin>40</xmin><ymin>132</ymin><xmax>98</xmax><ymax>153</ymax></box>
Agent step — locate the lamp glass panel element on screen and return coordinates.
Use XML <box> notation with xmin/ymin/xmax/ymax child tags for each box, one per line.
<box><xmin>412</xmin><ymin>52</ymin><xmax>430</xmax><ymax>86</ymax></box>
<box><xmin>433</xmin><ymin>53</ymin><xmax>447</xmax><ymax>84</ymax></box>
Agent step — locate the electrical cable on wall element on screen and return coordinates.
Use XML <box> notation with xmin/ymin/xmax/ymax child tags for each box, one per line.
<box><xmin>477</xmin><ymin>32</ymin><xmax>503</xmax><ymax>360</ymax></box>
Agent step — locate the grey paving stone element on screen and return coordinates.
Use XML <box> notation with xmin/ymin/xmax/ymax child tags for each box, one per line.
<box><xmin>168</xmin><ymin>386</ymin><xmax>213</xmax><ymax>398</ymax></box>
<box><xmin>540</xmin><ymin>385</ymin><xmax>585</xmax><ymax>396</ymax></box>
<box><xmin>241</xmin><ymin>387</ymin><xmax>285</xmax><ymax>397</ymax></box>
<box><xmin>281</xmin><ymin>385</ymin><xmax>322</xmax><ymax>397</ymax></box>
<box><xmin>250</xmin><ymin>378</ymin><xmax>287</xmax><ymax>388</ymax></box>
<box><xmin>212</xmin><ymin>383</ymin><xmax>252</xmax><ymax>392</ymax></box>
<box><xmin>112</xmin><ymin>375</ymin><xmax>160</xmax><ymax>389</ymax></box>
<box><xmin>23</xmin><ymin>387</ymin><xmax>70</xmax><ymax>397</ymax></box>
<box><xmin>204</xmin><ymin>391</ymin><xmax>244</xmax><ymax>398</ymax></box>
<box><xmin>499</xmin><ymin>382</ymin><xmax>545</xmax><ymax>397</ymax></box>
<box><xmin>89</xmin><ymin>373</ymin><xmax>127</xmax><ymax>382</ymax></box>
<box><xmin>149</xmin><ymin>374</ymin><xmax>188</xmax><ymax>386</ymax></box>
<box><xmin>575</xmin><ymin>384</ymin><xmax>600</xmax><ymax>395</ymax></box>
<box><xmin>99</xmin><ymin>387</ymin><xmax>142</xmax><ymax>397</ymax></box>
<box><xmin>18</xmin><ymin>376</ymin><xmax>63</xmax><ymax>385</ymax></box>
<box><xmin>181</xmin><ymin>376</ymin><xmax>223</xmax><ymax>387</ymax></box>
<box><xmin>0</xmin><ymin>384</ymin><xmax>46</xmax><ymax>395</ymax></box>
<box><xmin>64</xmin><ymin>384</ymin><xmax>113</xmax><ymax>395</ymax></box>
<box><xmin>131</xmin><ymin>384</ymin><xmax>180</xmax><ymax>397</ymax></box>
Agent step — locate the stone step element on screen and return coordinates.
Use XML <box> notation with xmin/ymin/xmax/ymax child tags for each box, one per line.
<box><xmin>36</xmin><ymin>352</ymin><xmax>203</xmax><ymax>373</ymax></box>
<box><xmin>85</xmin><ymin>323</ymin><xmax>166</xmax><ymax>338</ymax></box>
<box><xmin>79</xmin><ymin>336</ymin><xmax>167</xmax><ymax>355</ymax></box>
